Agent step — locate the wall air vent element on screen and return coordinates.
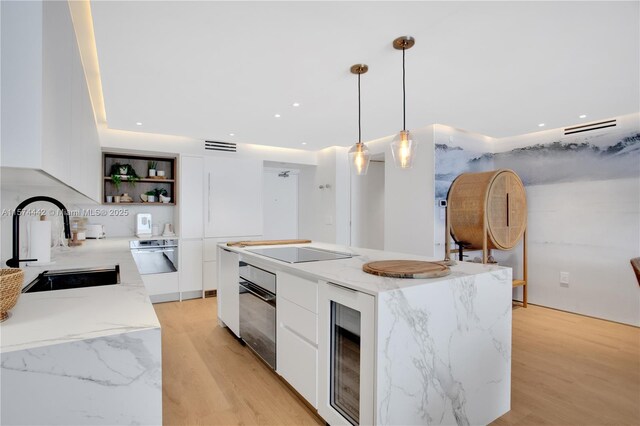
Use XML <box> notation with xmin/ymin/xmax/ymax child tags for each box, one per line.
<box><xmin>564</xmin><ymin>119</ymin><xmax>617</xmax><ymax>136</ymax></box>
<box><xmin>205</xmin><ymin>140</ymin><xmax>236</xmax><ymax>152</ymax></box>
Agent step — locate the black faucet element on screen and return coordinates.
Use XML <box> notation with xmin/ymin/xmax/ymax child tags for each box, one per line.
<box><xmin>6</xmin><ymin>196</ymin><xmax>71</xmax><ymax>268</ymax></box>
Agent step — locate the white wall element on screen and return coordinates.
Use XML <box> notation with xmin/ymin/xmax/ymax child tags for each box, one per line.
<box><xmin>357</xmin><ymin>126</ymin><xmax>436</xmax><ymax>257</ymax></box>
<box><xmin>0</xmin><ymin>168</ymin><xmax>97</xmax><ymax>265</ymax></box>
<box><xmin>432</xmin><ymin>114</ymin><xmax>640</xmax><ymax>326</ymax></box>
<box><xmin>297</xmin><ymin>165</ymin><xmax>317</xmax><ymax>240</ymax></box>
<box><xmin>350</xmin><ymin>160</ymin><xmax>384</xmax><ymax>250</ymax></box>
<box><xmin>262</xmin><ymin>168</ymin><xmax>298</xmax><ymax>240</ymax></box>
<box><xmin>99</xmin><ymin>127</ymin><xmax>316</xmax><ymax>165</ymax></box>
<box><xmin>492</xmin><ymin>113</ymin><xmax>640</xmax><ymax>326</ymax></box>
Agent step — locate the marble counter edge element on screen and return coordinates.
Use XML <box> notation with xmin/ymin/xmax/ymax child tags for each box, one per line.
<box><xmin>219</xmin><ymin>242</ymin><xmax>510</xmax><ymax>296</ymax></box>
<box><xmin>1</xmin><ymin>239</ymin><xmax>161</xmax><ymax>354</ymax></box>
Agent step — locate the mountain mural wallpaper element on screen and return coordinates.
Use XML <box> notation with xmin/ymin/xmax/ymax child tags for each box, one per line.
<box><xmin>434</xmin><ymin>130</ymin><xmax>640</xmax><ymax>200</ymax></box>
<box><xmin>433</xmin><ymin>118</ymin><xmax>640</xmax><ymax>326</ymax></box>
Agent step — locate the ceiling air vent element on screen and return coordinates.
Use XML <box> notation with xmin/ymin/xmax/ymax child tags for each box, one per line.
<box><xmin>564</xmin><ymin>119</ymin><xmax>617</xmax><ymax>136</ymax></box>
<box><xmin>205</xmin><ymin>140</ymin><xmax>236</xmax><ymax>152</ymax></box>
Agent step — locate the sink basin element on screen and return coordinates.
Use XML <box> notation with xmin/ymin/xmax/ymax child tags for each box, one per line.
<box><xmin>22</xmin><ymin>266</ymin><xmax>120</xmax><ymax>293</ymax></box>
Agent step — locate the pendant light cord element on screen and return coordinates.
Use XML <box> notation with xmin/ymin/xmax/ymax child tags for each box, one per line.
<box><xmin>358</xmin><ymin>72</ymin><xmax>362</xmax><ymax>143</ymax></box>
<box><xmin>402</xmin><ymin>46</ymin><xmax>406</xmax><ymax>131</ymax></box>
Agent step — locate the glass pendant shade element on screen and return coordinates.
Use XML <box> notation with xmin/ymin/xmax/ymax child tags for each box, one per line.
<box><xmin>349</xmin><ymin>142</ymin><xmax>371</xmax><ymax>175</ymax></box>
<box><xmin>391</xmin><ymin>130</ymin><xmax>416</xmax><ymax>169</ymax></box>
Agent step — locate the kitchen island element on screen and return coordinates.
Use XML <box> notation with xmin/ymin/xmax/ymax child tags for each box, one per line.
<box><xmin>218</xmin><ymin>242</ymin><xmax>512</xmax><ymax>426</ymax></box>
<box><xmin>0</xmin><ymin>239</ymin><xmax>162</xmax><ymax>425</ymax></box>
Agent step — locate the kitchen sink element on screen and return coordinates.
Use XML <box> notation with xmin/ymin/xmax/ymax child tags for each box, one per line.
<box><xmin>22</xmin><ymin>266</ymin><xmax>120</xmax><ymax>293</ymax></box>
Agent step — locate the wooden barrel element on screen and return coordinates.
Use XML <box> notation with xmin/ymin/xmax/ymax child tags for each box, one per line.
<box><xmin>447</xmin><ymin>169</ymin><xmax>527</xmax><ymax>250</ymax></box>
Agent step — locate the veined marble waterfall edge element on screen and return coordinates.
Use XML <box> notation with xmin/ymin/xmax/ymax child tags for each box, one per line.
<box><xmin>1</xmin><ymin>327</ymin><xmax>162</xmax><ymax>425</ymax></box>
<box><xmin>376</xmin><ymin>268</ymin><xmax>512</xmax><ymax>425</ymax></box>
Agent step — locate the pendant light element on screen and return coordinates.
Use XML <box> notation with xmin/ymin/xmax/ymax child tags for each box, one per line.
<box><xmin>391</xmin><ymin>36</ymin><xmax>417</xmax><ymax>169</ymax></box>
<box><xmin>348</xmin><ymin>64</ymin><xmax>371</xmax><ymax>175</ymax></box>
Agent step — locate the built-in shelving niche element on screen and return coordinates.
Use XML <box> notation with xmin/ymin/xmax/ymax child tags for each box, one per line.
<box><xmin>102</xmin><ymin>152</ymin><xmax>177</xmax><ymax>205</ymax></box>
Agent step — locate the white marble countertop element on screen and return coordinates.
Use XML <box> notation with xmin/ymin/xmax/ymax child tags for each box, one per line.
<box><xmin>0</xmin><ymin>238</ymin><xmax>161</xmax><ymax>354</ymax></box>
<box><xmin>221</xmin><ymin>242</ymin><xmax>507</xmax><ymax>296</ymax></box>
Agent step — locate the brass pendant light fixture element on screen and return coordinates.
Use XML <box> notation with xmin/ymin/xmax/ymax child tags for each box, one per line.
<box><xmin>391</xmin><ymin>36</ymin><xmax>418</xmax><ymax>169</ymax></box>
<box><xmin>348</xmin><ymin>64</ymin><xmax>371</xmax><ymax>175</ymax></box>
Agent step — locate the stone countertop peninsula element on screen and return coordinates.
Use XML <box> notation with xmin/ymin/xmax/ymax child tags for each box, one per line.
<box><xmin>221</xmin><ymin>242</ymin><xmax>513</xmax><ymax>425</ymax></box>
<box><xmin>1</xmin><ymin>238</ymin><xmax>162</xmax><ymax>425</ymax></box>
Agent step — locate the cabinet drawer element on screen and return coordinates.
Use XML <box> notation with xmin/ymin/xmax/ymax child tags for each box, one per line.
<box><xmin>141</xmin><ymin>272</ymin><xmax>179</xmax><ymax>296</ymax></box>
<box><xmin>277</xmin><ymin>323</ymin><xmax>317</xmax><ymax>408</ymax></box>
<box><xmin>278</xmin><ymin>271</ymin><xmax>318</xmax><ymax>313</ymax></box>
<box><xmin>279</xmin><ymin>297</ymin><xmax>317</xmax><ymax>344</ymax></box>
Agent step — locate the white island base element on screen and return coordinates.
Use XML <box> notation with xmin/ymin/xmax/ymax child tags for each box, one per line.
<box><xmin>219</xmin><ymin>243</ymin><xmax>512</xmax><ymax>426</ymax></box>
<box><xmin>375</xmin><ymin>269</ymin><xmax>511</xmax><ymax>425</ymax></box>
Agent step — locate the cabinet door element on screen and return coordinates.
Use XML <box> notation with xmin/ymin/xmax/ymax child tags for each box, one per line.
<box><xmin>217</xmin><ymin>248</ymin><xmax>240</xmax><ymax>337</ymax></box>
<box><xmin>180</xmin><ymin>239</ymin><xmax>203</xmax><ymax>294</ymax></box>
<box><xmin>205</xmin><ymin>156</ymin><xmax>263</xmax><ymax>237</ymax></box>
<box><xmin>318</xmin><ymin>282</ymin><xmax>375</xmax><ymax>426</ymax></box>
<box><xmin>203</xmin><ymin>261</ymin><xmax>217</xmax><ymax>291</ymax></box>
<box><xmin>180</xmin><ymin>155</ymin><xmax>204</xmax><ymax>239</ymax></box>
<box><xmin>278</xmin><ymin>321</ymin><xmax>318</xmax><ymax>408</ymax></box>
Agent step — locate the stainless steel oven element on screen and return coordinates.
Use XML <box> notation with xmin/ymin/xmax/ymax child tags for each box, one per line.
<box><xmin>238</xmin><ymin>261</ymin><xmax>276</xmax><ymax>369</ymax></box>
<box><xmin>130</xmin><ymin>239</ymin><xmax>178</xmax><ymax>274</ymax></box>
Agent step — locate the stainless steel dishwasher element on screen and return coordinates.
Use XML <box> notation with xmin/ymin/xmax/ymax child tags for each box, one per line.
<box><xmin>238</xmin><ymin>261</ymin><xmax>276</xmax><ymax>369</ymax></box>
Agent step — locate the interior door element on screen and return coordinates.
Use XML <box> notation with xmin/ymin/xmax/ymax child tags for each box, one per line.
<box><xmin>263</xmin><ymin>170</ymin><xmax>298</xmax><ymax>240</ymax></box>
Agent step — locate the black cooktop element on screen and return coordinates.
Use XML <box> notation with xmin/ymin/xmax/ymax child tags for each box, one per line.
<box><xmin>247</xmin><ymin>247</ymin><xmax>354</xmax><ymax>263</ymax></box>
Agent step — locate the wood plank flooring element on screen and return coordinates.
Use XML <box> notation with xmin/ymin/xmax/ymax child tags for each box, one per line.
<box><xmin>154</xmin><ymin>298</ymin><xmax>639</xmax><ymax>426</ymax></box>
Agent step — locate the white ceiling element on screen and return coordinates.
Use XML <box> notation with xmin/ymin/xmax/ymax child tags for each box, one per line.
<box><xmin>91</xmin><ymin>1</ymin><xmax>639</xmax><ymax>151</ymax></box>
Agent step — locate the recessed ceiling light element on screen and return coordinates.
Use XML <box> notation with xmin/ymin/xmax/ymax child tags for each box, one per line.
<box><xmin>229</xmin><ymin>133</ymin><xmax>235</xmax><ymax>137</ymax></box>
<box><xmin>274</xmin><ymin>114</ymin><xmax>281</xmax><ymax>118</ymax></box>
<box><xmin>301</xmin><ymin>142</ymin><xmax>307</xmax><ymax>145</ymax></box>
<box><xmin>292</xmin><ymin>102</ymin><xmax>300</xmax><ymax>107</ymax></box>
<box><xmin>538</xmin><ymin>123</ymin><xmax>545</xmax><ymax>127</ymax></box>
<box><xmin>136</xmin><ymin>122</ymin><xmax>143</xmax><ymax>126</ymax></box>
<box><xmin>579</xmin><ymin>114</ymin><xmax>587</xmax><ymax>119</ymax></box>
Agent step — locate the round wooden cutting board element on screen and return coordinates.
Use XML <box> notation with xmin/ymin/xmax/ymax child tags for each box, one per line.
<box><xmin>362</xmin><ymin>260</ymin><xmax>451</xmax><ymax>279</ymax></box>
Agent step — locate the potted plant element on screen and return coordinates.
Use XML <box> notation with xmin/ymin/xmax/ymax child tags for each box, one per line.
<box><xmin>110</xmin><ymin>174</ymin><xmax>122</xmax><ymax>192</ymax></box>
<box><xmin>145</xmin><ymin>190</ymin><xmax>157</xmax><ymax>203</ymax></box>
<box><xmin>148</xmin><ymin>161</ymin><xmax>157</xmax><ymax>177</ymax></box>
<box><xmin>145</xmin><ymin>188</ymin><xmax>168</xmax><ymax>203</ymax></box>
<box><xmin>110</xmin><ymin>163</ymin><xmax>139</xmax><ymax>187</ymax></box>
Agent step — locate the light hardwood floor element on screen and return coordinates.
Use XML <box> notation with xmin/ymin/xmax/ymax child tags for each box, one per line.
<box><xmin>154</xmin><ymin>298</ymin><xmax>639</xmax><ymax>426</ymax></box>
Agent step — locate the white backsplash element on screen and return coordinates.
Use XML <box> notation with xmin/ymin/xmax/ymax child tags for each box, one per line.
<box><xmin>70</xmin><ymin>204</ymin><xmax>175</xmax><ymax>238</ymax></box>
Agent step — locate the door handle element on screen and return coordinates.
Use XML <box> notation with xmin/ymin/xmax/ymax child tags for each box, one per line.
<box><xmin>328</xmin><ymin>282</ymin><xmax>356</xmax><ymax>293</ymax></box>
<box><xmin>208</xmin><ymin>172</ymin><xmax>211</xmax><ymax>223</ymax></box>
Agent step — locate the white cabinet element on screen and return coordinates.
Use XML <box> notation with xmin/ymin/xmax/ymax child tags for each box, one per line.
<box><xmin>217</xmin><ymin>247</ymin><xmax>240</xmax><ymax>337</ymax></box>
<box><xmin>141</xmin><ymin>272</ymin><xmax>179</xmax><ymax>303</ymax></box>
<box><xmin>1</xmin><ymin>1</ymin><xmax>100</xmax><ymax>201</ymax></box>
<box><xmin>318</xmin><ymin>282</ymin><xmax>375</xmax><ymax>426</ymax></box>
<box><xmin>204</xmin><ymin>156</ymin><xmax>263</xmax><ymax>238</ymax></box>
<box><xmin>276</xmin><ymin>271</ymin><xmax>319</xmax><ymax>408</ymax></box>
<box><xmin>278</xmin><ymin>321</ymin><xmax>318</xmax><ymax>407</ymax></box>
<box><xmin>203</xmin><ymin>261</ymin><xmax>217</xmax><ymax>291</ymax></box>
<box><xmin>179</xmin><ymin>156</ymin><xmax>204</xmax><ymax>239</ymax></box>
<box><xmin>180</xmin><ymin>239</ymin><xmax>203</xmax><ymax>299</ymax></box>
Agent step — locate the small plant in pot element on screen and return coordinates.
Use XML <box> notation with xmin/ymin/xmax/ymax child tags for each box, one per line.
<box><xmin>145</xmin><ymin>190</ymin><xmax>157</xmax><ymax>203</ymax></box>
<box><xmin>148</xmin><ymin>161</ymin><xmax>157</xmax><ymax>177</ymax></box>
<box><xmin>145</xmin><ymin>188</ymin><xmax>168</xmax><ymax>203</ymax></box>
<box><xmin>110</xmin><ymin>163</ymin><xmax>140</xmax><ymax>187</ymax></box>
